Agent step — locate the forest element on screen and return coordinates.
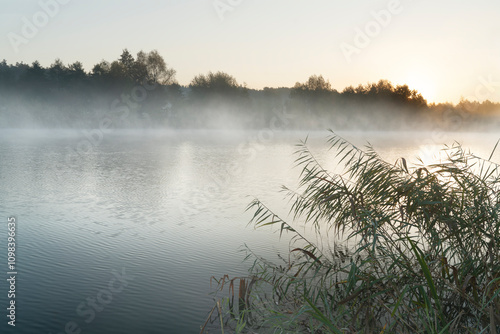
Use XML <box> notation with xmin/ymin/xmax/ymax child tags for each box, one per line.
<box><xmin>1</xmin><ymin>49</ymin><xmax>499</xmax><ymax>130</ymax></box>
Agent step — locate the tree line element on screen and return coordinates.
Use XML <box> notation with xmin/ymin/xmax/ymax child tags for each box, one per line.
<box><xmin>0</xmin><ymin>49</ymin><xmax>499</xmax><ymax>130</ymax></box>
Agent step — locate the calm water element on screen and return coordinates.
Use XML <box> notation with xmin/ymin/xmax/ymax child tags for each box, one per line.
<box><xmin>0</xmin><ymin>129</ymin><xmax>498</xmax><ymax>333</ymax></box>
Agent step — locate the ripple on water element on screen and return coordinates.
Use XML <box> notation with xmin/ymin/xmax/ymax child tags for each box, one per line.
<box><xmin>1</xmin><ymin>130</ymin><xmax>495</xmax><ymax>333</ymax></box>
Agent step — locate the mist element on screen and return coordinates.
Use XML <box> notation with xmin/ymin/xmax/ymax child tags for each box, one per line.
<box><xmin>1</xmin><ymin>53</ymin><xmax>500</xmax><ymax>133</ymax></box>
<box><xmin>2</xmin><ymin>51</ymin><xmax>500</xmax><ymax>334</ymax></box>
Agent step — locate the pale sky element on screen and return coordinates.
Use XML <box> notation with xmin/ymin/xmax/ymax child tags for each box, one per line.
<box><xmin>1</xmin><ymin>0</ymin><xmax>500</xmax><ymax>103</ymax></box>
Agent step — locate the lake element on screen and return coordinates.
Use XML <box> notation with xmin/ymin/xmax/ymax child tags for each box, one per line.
<box><xmin>0</xmin><ymin>129</ymin><xmax>498</xmax><ymax>333</ymax></box>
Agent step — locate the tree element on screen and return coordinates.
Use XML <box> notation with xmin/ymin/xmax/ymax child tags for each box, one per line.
<box><xmin>119</xmin><ymin>49</ymin><xmax>134</xmax><ymax>70</ymax></box>
<box><xmin>147</xmin><ymin>50</ymin><xmax>175</xmax><ymax>84</ymax></box>
<box><xmin>290</xmin><ymin>75</ymin><xmax>337</xmax><ymax>115</ymax></box>
<box><xmin>338</xmin><ymin>80</ymin><xmax>427</xmax><ymax>110</ymax></box>
<box><xmin>291</xmin><ymin>75</ymin><xmax>336</xmax><ymax>101</ymax></box>
<box><xmin>91</xmin><ymin>60</ymin><xmax>110</xmax><ymax>78</ymax></box>
<box><xmin>134</xmin><ymin>50</ymin><xmax>176</xmax><ymax>85</ymax></box>
<box><xmin>25</xmin><ymin>61</ymin><xmax>46</xmax><ymax>81</ymax></box>
<box><xmin>48</xmin><ymin>59</ymin><xmax>67</xmax><ymax>89</ymax></box>
<box><xmin>108</xmin><ymin>61</ymin><xmax>127</xmax><ymax>82</ymax></box>
<box><xmin>67</xmin><ymin>61</ymin><xmax>86</xmax><ymax>82</ymax></box>
<box><xmin>119</xmin><ymin>49</ymin><xmax>136</xmax><ymax>81</ymax></box>
<box><xmin>394</xmin><ymin>84</ymin><xmax>427</xmax><ymax>108</ymax></box>
<box><xmin>22</xmin><ymin>61</ymin><xmax>48</xmax><ymax>95</ymax></box>
<box><xmin>189</xmin><ymin>71</ymin><xmax>243</xmax><ymax>95</ymax></box>
<box><xmin>294</xmin><ymin>75</ymin><xmax>332</xmax><ymax>91</ymax></box>
<box><xmin>0</xmin><ymin>59</ymin><xmax>10</xmax><ymax>88</ymax></box>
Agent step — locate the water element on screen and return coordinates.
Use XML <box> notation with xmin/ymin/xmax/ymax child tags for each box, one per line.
<box><xmin>0</xmin><ymin>129</ymin><xmax>498</xmax><ymax>333</ymax></box>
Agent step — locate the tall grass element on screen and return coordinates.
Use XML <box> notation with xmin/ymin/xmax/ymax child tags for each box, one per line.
<box><xmin>204</xmin><ymin>131</ymin><xmax>500</xmax><ymax>333</ymax></box>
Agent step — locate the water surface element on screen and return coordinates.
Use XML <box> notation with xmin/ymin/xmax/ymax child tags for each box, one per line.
<box><xmin>0</xmin><ymin>129</ymin><xmax>497</xmax><ymax>333</ymax></box>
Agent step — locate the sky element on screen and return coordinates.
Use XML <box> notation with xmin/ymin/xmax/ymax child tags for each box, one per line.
<box><xmin>1</xmin><ymin>0</ymin><xmax>500</xmax><ymax>104</ymax></box>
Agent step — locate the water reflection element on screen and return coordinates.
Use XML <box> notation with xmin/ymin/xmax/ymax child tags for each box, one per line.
<box><xmin>0</xmin><ymin>129</ymin><xmax>497</xmax><ymax>333</ymax></box>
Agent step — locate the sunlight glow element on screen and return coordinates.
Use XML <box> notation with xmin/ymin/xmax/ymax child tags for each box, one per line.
<box><xmin>417</xmin><ymin>144</ymin><xmax>444</xmax><ymax>166</ymax></box>
<box><xmin>405</xmin><ymin>72</ymin><xmax>437</xmax><ymax>103</ymax></box>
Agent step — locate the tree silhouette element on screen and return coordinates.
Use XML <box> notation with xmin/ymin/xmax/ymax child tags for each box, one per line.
<box><xmin>292</xmin><ymin>75</ymin><xmax>332</xmax><ymax>93</ymax></box>
<box><xmin>47</xmin><ymin>59</ymin><xmax>67</xmax><ymax>89</ymax></box>
<box><xmin>0</xmin><ymin>52</ymin><xmax>498</xmax><ymax>130</ymax></box>
<box><xmin>119</xmin><ymin>49</ymin><xmax>135</xmax><ymax>74</ymax></box>
<box><xmin>189</xmin><ymin>71</ymin><xmax>246</xmax><ymax>97</ymax></box>
<box><xmin>67</xmin><ymin>62</ymin><xmax>86</xmax><ymax>83</ymax></box>
<box><xmin>135</xmin><ymin>50</ymin><xmax>176</xmax><ymax>85</ymax></box>
<box><xmin>290</xmin><ymin>75</ymin><xmax>338</xmax><ymax>116</ymax></box>
<box><xmin>91</xmin><ymin>60</ymin><xmax>110</xmax><ymax>78</ymax></box>
<box><xmin>339</xmin><ymin>79</ymin><xmax>427</xmax><ymax>109</ymax></box>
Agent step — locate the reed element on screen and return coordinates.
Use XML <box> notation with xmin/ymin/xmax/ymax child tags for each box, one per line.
<box><xmin>205</xmin><ymin>131</ymin><xmax>500</xmax><ymax>333</ymax></box>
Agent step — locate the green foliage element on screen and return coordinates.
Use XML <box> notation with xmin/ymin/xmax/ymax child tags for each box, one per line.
<box><xmin>208</xmin><ymin>132</ymin><xmax>500</xmax><ymax>333</ymax></box>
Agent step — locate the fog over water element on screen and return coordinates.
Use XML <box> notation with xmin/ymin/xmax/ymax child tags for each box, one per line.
<box><xmin>2</xmin><ymin>1</ymin><xmax>499</xmax><ymax>331</ymax></box>
<box><xmin>1</xmin><ymin>0</ymin><xmax>499</xmax><ymax>330</ymax></box>
<box><xmin>1</xmin><ymin>49</ymin><xmax>499</xmax><ymax>334</ymax></box>
<box><xmin>0</xmin><ymin>126</ymin><xmax>498</xmax><ymax>333</ymax></box>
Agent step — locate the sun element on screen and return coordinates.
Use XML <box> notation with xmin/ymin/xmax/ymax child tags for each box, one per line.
<box><xmin>405</xmin><ymin>72</ymin><xmax>437</xmax><ymax>103</ymax></box>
